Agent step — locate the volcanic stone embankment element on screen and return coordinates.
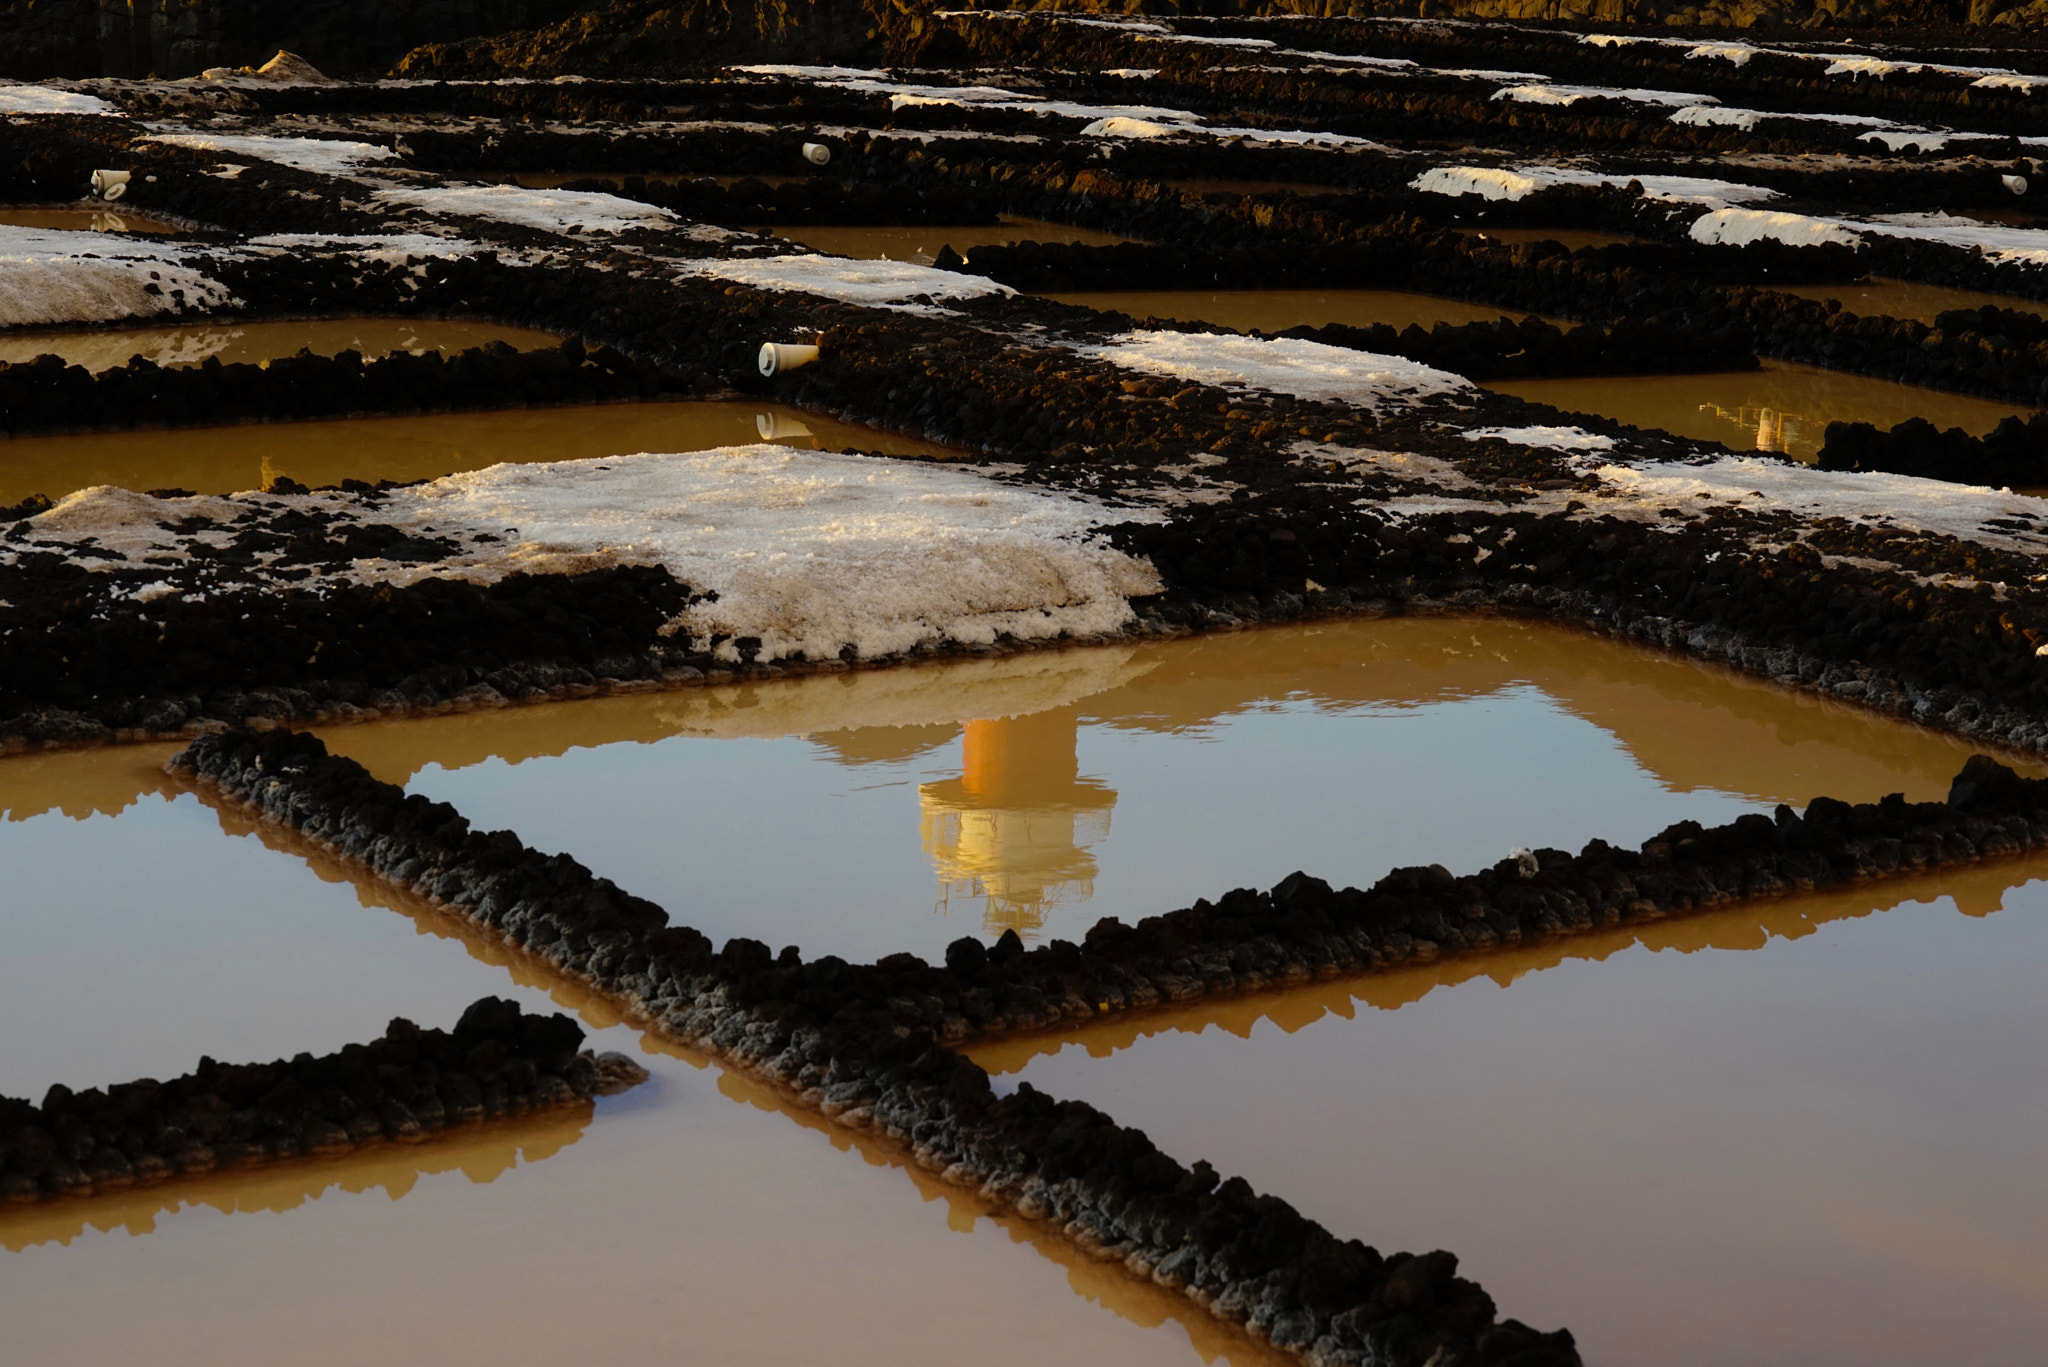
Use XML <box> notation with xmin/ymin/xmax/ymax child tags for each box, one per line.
<box><xmin>160</xmin><ymin>725</ymin><xmax>2048</xmax><ymax>1365</ymax></box>
<box><xmin>0</xmin><ymin>996</ymin><xmax>644</xmax><ymax>1205</ymax></box>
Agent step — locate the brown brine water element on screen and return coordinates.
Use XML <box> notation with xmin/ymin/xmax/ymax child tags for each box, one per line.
<box><xmin>0</xmin><ymin>317</ymin><xmax>564</xmax><ymax>375</ymax></box>
<box><xmin>1486</xmin><ymin>358</ymin><xmax>2042</xmax><ymax>462</ymax></box>
<box><xmin>1769</xmin><ymin>277</ymin><xmax>2048</xmax><ymax>327</ymax></box>
<box><xmin>767</xmin><ymin>216</ymin><xmax>1138</xmax><ymax>262</ymax></box>
<box><xmin>1</xmin><ymin>619</ymin><xmax>2039</xmax><ymax>1364</ymax></box>
<box><xmin>0</xmin><ymin>207</ymin><xmax>189</xmax><ymax>234</ymax></box>
<box><xmin>0</xmin><ymin>401</ymin><xmax>958</xmax><ymax>503</ymax></box>
<box><xmin>1045</xmin><ymin>289</ymin><xmax>1557</xmax><ymax>333</ymax></box>
<box><xmin>314</xmin><ymin>617</ymin><xmax>2018</xmax><ymax>961</ymax></box>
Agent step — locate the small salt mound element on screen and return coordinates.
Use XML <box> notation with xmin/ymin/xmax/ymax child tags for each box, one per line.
<box><xmin>0</xmin><ymin>225</ymin><xmax>237</xmax><ymax>327</ymax></box>
<box><xmin>1076</xmin><ymin>331</ymin><xmax>1469</xmax><ymax>408</ymax></box>
<box><xmin>0</xmin><ymin>84</ymin><xmax>117</xmax><ymax>116</ymax></box>
<box><xmin>1690</xmin><ymin>208</ymin><xmax>1865</xmax><ymax>250</ymax></box>
<box><xmin>1081</xmin><ymin>116</ymin><xmax>1180</xmax><ymax>139</ymax></box>
<box><xmin>1491</xmin><ymin>83</ymin><xmax>1717</xmax><ymax>108</ymax></box>
<box><xmin>144</xmin><ymin>133</ymin><xmax>395</xmax><ymax>175</ymax></box>
<box><xmin>373</xmin><ymin>184</ymin><xmax>678</xmax><ymax>235</ymax></box>
<box><xmin>1464</xmin><ymin>426</ymin><xmax>1616</xmax><ymax>452</ymax></box>
<box><xmin>680</xmin><ymin>255</ymin><xmax>1012</xmax><ymax>307</ymax></box>
<box><xmin>1413</xmin><ymin>164</ymin><xmax>1777</xmax><ymax>208</ymax></box>
<box><xmin>384</xmin><ymin>447</ymin><xmax>1162</xmax><ymax>663</ymax></box>
<box><xmin>248</xmin><ymin>232</ymin><xmax>479</xmax><ymax>263</ymax></box>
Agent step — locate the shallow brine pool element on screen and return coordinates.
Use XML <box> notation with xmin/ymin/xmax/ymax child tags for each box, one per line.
<box><xmin>1487</xmin><ymin>357</ymin><xmax>2041</xmax><ymax>462</ymax></box>
<box><xmin>0</xmin><ymin>400</ymin><xmax>957</xmax><ymax>504</ymax></box>
<box><xmin>0</xmin><ymin>317</ymin><xmax>564</xmax><ymax>375</ymax></box>
<box><xmin>1045</xmin><ymin>289</ymin><xmax>1558</xmax><ymax>333</ymax></box>
<box><xmin>313</xmin><ymin>616</ymin><xmax>2012</xmax><ymax>963</ymax></box>
<box><xmin>0</xmin><ymin>207</ymin><xmax>188</xmax><ymax>235</ymax></box>
<box><xmin>976</xmin><ymin>861</ymin><xmax>2048</xmax><ymax>1367</ymax></box>
<box><xmin>768</xmin><ymin>215</ymin><xmax>1138</xmax><ymax>262</ymax></box>
<box><xmin>0</xmin><ymin>746</ymin><xmax>1287</xmax><ymax>1367</ymax></box>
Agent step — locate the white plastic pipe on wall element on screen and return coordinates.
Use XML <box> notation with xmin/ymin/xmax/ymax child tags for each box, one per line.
<box><xmin>91</xmin><ymin>169</ymin><xmax>131</xmax><ymax>200</ymax></box>
<box><xmin>758</xmin><ymin>342</ymin><xmax>821</xmax><ymax>377</ymax></box>
<box><xmin>802</xmin><ymin>142</ymin><xmax>831</xmax><ymax>167</ymax></box>
<box><xmin>2002</xmin><ymin>174</ymin><xmax>2029</xmax><ymax>196</ymax></box>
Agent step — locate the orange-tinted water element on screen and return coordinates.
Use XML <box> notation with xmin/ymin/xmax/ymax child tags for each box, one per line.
<box><xmin>0</xmin><ymin>400</ymin><xmax>958</xmax><ymax>503</ymax></box>
<box><xmin>768</xmin><ymin>215</ymin><xmax>1138</xmax><ymax>263</ymax></box>
<box><xmin>1045</xmin><ymin>288</ymin><xmax>1557</xmax><ymax>332</ymax></box>
<box><xmin>980</xmin><ymin>858</ymin><xmax>2048</xmax><ymax>1367</ymax></box>
<box><xmin>0</xmin><ymin>316</ymin><xmax>563</xmax><ymax>375</ymax></box>
<box><xmin>0</xmin><ymin>751</ymin><xmax>1286</xmax><ymax>1367</ymax></box>
<box><xmin>1487</xmin><ymin>357</ymin><xmax>2042</xmax><ymax>462</ymax></box>
<box><xmin>311</xmin><ymin>616</ymin><xmax>2017</xmax><ymax>961</ymax></box>
<box><xmin>1771</xmin><ymin>276</ymin><xmax>2048</xmax><ymax>326</ymax></box>
<box><xmin>0</xmin><ymin>207</ymin><xmax>188</xmax><ymax>234</ymax></box>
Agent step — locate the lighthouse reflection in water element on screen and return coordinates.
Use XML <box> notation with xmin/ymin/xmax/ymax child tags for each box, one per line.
<box><xmin>919</xmin><ymin>708</ymin><xmax>1115</xmax><ymax>941</ymax></box>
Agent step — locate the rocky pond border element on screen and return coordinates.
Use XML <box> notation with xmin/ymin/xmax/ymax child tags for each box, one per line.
<box><xmin>0</xmin><ymin>995</ymin><xmax>647</xmax><ymax>1207</ymax></box>
<box><xmin>150</xmin><ymin>724</ymin><xmax>2048</xmax><ymax>1367</ymax></box>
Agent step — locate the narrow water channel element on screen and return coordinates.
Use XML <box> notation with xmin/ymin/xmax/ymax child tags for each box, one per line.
<box><xmin>311</xmin><ymin>617</ymin><xmax>2017</xmax><ymax>963</ymax></box>
<box><xmin>1770</xmin><ymin>276</ymin><xmax>2048</xmax><ymax>326</ymax></box>
<box><xmin>769</xmin><ymin>215</ymin><xmax>1138</xmax><ymax>263</ymax></box>
<box><xmin>0</xmin><ymin>317</ymin><xmax>564</xmax><ymax>375</ymax></box>
<box><xmin>0</xmin><ymin>746</ymin><xmax>1286</xmax><ymax>1367</ymax></box>
<box><xmin>1046</xmin><ymin>289</ymin><xmax>1545</xmax><ymax>332</ymax></box>
<box><xmin>1486</xmin><ymin>358</ymin><xmax>2042</xmax><ymax>462</ymax></box>
<box><xmin>0</xmin><ymin>207</ymin><xmax>187</xmax><ymax>235</ymax></box>
<box><xmin>977</xmin><ymin>859</ymin><xmax>2048</xmax><ymax>1367</ymax></box>
<box><xmin>0</xmin><ymin>401</ymin><xmax>957</xmax><ymax>503</ymax></box>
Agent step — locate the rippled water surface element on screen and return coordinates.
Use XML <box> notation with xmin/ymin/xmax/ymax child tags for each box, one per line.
<box><xmin>0</xmin><ymin>400</ymin><xmax>954</xmax><ymax>503</ymax></box>
<box><xmin>1488</xmin><ymin>357</ymin><xmax>2042</xmax><ymax>461</ymax></box>
<box><xmin>315</xmin><ymin>617</ymin><xmax>2011</xmax><ymax>963</ymax></box>
<box><xmin>979</xmin><ymin>862</ymin><xmax>2048</xmax><ymax>1367</ymax></box>
<box><xmin>0</xmin><ymin>317</ymin><xmax>563</xmax><ymax>375</ymax></box>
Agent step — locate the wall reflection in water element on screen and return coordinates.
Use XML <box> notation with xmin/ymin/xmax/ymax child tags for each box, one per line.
<box><xmin>919</xmin><ymin>709</ymin><xmax>1117</xmax><ymax>939</ymax></box>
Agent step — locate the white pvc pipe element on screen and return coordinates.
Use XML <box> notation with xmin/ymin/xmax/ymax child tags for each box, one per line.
<box><xmin>2002</xmin><ymin>174</ymin><xmax>2029</xmax><ymax>196</ymax></box>
<box><xmin>91</xmin><ymin>169</ymin><xmax>131</xmax><ymax>200</ymax></box>
<box><xmin>758</xmin><ymin>342</ymin><xmax>821</xmax><ymax>377</ymax></box>
<box><xmin>802</xmin><ymin>142</ymin><xmax>831</xmax><ymax>167</ymax></box>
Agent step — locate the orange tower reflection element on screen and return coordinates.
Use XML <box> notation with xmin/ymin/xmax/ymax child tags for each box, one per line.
<box><xmin>918</xmin><ymin>706</ymin><xmax>1115</xmax><ymax>941</ymax></box>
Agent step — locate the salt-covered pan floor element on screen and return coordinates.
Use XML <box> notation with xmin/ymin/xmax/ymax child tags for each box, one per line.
<box><xmin>0</xmin><ymin>400</ymin><xmax>957</xmax><ymax>503</ymax></box>
<box><xmin>317</xmin><ymin>617</ymin><xmax>2022</xmax><ymax>963</ymax></box>
<box><xmin>976</xmin><ymin>859</ymin><xmax>2048</xmax><ymax>1367</ymax></box>
<box><xmin>0</xmin><ymin>316</ymin><xmax>565</xmax><ymax>374</ymax></box>
<box><xmin>768</xmin><ymin>215</ymin><xmax>1138</xmax><ymax>263</ymax></box>
<box><xmin>1768</xmin><ymin>277</ymin><xmax>2048</xmax><ymax>328</ymax></box>
<box><xmin>1486</xmin><ymin>358</ymin><xmax>2043</xmax><ymax>463</ymax></box>
<box><xmin>1046</xmin><ymin>289</ymin><xmax>1561</xmax><ymax>333</ymax></box>
<box><xmin>0</xmin><ymin>747</ymin><xmax>1286</xmax><ymax>1367</ymax></box>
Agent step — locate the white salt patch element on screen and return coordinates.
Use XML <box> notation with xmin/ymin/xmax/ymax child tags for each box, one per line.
<box><xmin>248</xmin><ymin>232</ymin><xmax>479</xmax><ymax>262</ymax></box>
<box><xmin>731</xmin><ymin>64</ymin><xmax>891</xmax><ymax>80</ymax></box>
<box><xmin>679</xmin><ymin>254</ymin><xmax>1011</xmax><ymax>307</ymax></box>
<box><xmin>373</xmin><ymin>184</ymin><xmax>678</xmax><ymax>235</ymax></box>
<box><xmin>1671</xmin><ymin>105</ymin><xmax>1896</xmax><ymax>131</ymax></box>
<box><xmin>1592</xmin><ymin>456</ymin><xmax>2048</xmax><ymax>552</ymax></box>
<box><xmin>0</xmin><ymin>84</ymin><xmax>118</xmax><ymax>116</ymax></box>
<box><xmin>1103</xmin><ymin>69</ymin><xmax>1160</xmax><ymax>79</ymax></box>
<box><xmin>1465</xmin><ymin>425</ymin><xmax>1616</xmax><ymax>452</ymax></box>
<box><xmin>1856</xmin><ymin>128</ymin><xmax>2001</xmax><ymax>153</ymax></box>
<box><xmin>143</xmin><ymin>132</ymin><xmax>396</xmax><ymax>174</ymax></box>
<box><xmin>1492</xmin><ymin>83</ymin><xmax>1716</xmax><ymax>108</ymax></box>
<box><xmin>1081</xmin><ymin>116</ymin><xmax>1178</xmax><ymax>139</ymax></box>
<box><xmin>1686</xmin><ymin>42</ymin><xmax>1758</xmax><ymax>67</ymax></box>
<box><xmin>1689</xmin><ymin>208</ymin><xmax>1865</xmax><ymax>249</ymax></box>
<box><xmin>382</xmin><ymin>448</ymin><xmax>1163</xmax><ymax>662</ymax></box>
<box><xmin>1076</xmin><ymin>331</ymin><xmax>1469</xmax><ymax>409</ymax></box>
<box><xmin>0</xmin><ymin>225</ymin><xmax>236</xmax><ymax>327</ymax></box>
<box><xmin>1413</xmin><ymin>165</ymin><xmax>1776</xmax><ymax>208</ymax></box>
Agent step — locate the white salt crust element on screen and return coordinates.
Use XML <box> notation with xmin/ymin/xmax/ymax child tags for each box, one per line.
<box><xmin>0</xmin><ymin>225</ymin><xmax>236</xmax><ymax>327</ymax></box>
<box><xmin>0</xmin><ymin>84</ymin><xmax>118</xmax><ymax>116</ymax></box>
<box><xmin>1075</xmin><ymin>331</ymin><xmax>1469</xmax><ymax>408</ymax></box>
<box><xmin>1690</xmin><ymin>208</ymin><xmax>2048</xmax><ymax>265</ymax></box>
<box><xmin>1464</xmin><ymin>426</ymin><xmax>1617</xmax><ymax>452</ymax></box>
<box><xmin>1411</xmin><ymin>165</ymin><xmax>1778</xmax><ymax>208</ymax></box>
<box><xmin>678</xmin><ymin>254</ymin><xmax>1013</xmax><ymax>307</ymax></box>
<box><xmin>142</xmin><ymin>132</ymin><xmax>397</xmax><ymax>174</ymax></box>
<box><xmin>372</xmin><ymin>184</ymin><xmax>681</xmax><ymax>235</ymax></box>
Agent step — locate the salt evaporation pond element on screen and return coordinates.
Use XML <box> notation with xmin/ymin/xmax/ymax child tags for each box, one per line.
<box><xmin>0</xmin><ymin>207</ymin><xmax>188</xmax><ymax>235</ymax></box>
<box><xmin>978</xmin><ymin>860</ymin><xmax>2048</xmax><ymax>1367</ymax></box>
<box><xmin>0</xmin><ymin>401</ymin><xmax>957</xmax><ymax>503</ymax></box>
<box><xmin>769</xmin><ymin>215</ymin><xmax>1137</xmax><ymax>263</ymax></box>
<box><xmin>1046</xmin><ymin>289</ymin><xmax>1553</xmax><ymax>332</ymax></box>
<box><xmin>0</xmin><ymin>747</ymin><xmax>1286</xmax><ymax>1367</ymax></box>
<box><xmin>0</xmin><ymin>317</ymin><xmax>565</xmax><ymax>375</ymax></box>
<box><xmin>316</xmin><ymin>617</ymin><xmax>2015</xmax><ymax>964</ymax></box>
<box><xmin>1487</xmin><ymin>358</ymin><xmax>2042</xmax><ymax>462</ymax></box>
<box><xmin>1770</xmin><ymin>277</ymin><xmax>2048</xmax><ymax>327</ymax></box>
